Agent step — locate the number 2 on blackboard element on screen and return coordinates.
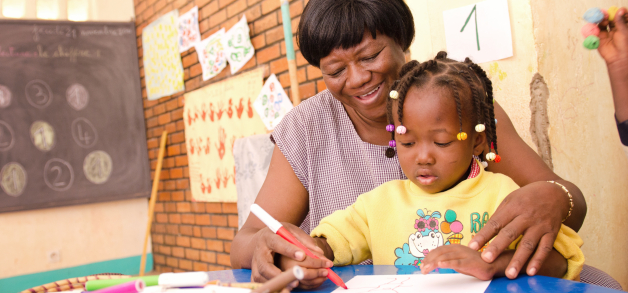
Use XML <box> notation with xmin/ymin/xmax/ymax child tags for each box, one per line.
<box><xmin>461</xmin><ymin>4</ymin><xmax>480</xmax><ymax>51</ymax></box>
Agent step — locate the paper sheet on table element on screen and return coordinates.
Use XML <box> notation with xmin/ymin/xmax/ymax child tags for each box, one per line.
<box><xmin>178</xmin><ymin>6</ymin><xmax>202</xmax><ymax>52</ymax></box>
<box><xmin>332</xmin><ymin>274</ymin><xmax>491</xmax><ymax>293</ymax></box>
<box><xmin>443</xmin><ymin>0</ymin><xmax>513</xmax><ymax>64</ymax></box>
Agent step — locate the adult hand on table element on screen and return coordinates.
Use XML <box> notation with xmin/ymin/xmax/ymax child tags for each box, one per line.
<box><xmin>468</xmin><ymin>181</ymin><xmax>569</xmax><ymax>278</ymax></box>
<box><xmin>250</xmin><ymin>223</ymin><xmax>332</xmax><ymax>289</ymax></box>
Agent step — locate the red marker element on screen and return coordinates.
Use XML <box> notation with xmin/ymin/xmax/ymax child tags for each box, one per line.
<box><xmin>250</xmin><ymin>204</ymin><xmax>348</xmax><ymax>289</ymax></box>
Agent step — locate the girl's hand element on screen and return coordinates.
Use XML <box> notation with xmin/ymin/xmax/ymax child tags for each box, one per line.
<box><xmin>420</xmin><ymin>245</ymin><xmax>497</xmax><ymax>281</ymax></box>
<box><xmin>467</xmin><ymin>181</ymin><xmax>567</xmax><ymax>278</ymax></box>
<box><xmin>598</xmin><ymin>8</ymin><xmax>628</xmax><ymax>67</ymax></box>
<box><xmin>250</xmin><ymin>223</ymin><xmax>332</xmax><ymax>286</ymax></box>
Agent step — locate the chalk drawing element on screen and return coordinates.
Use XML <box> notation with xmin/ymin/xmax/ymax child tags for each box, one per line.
<box><xmin>30</xmin><ymin>120</ymin><xmax>55</xmax><ymax>152</ymax></box>
<box><xmin>0</xmin><ymin>120</ymin><xmax>15</xmax><ymax>151</ymax></box>
<box><xmin>71</xmin><ymin>117</ymin><xmax>98</xmax><ymax>148</ymax></box>
<box><xmin>25</xmin><ymin>79</ymin><xmax>53</xmax><ymax>109</ymax></box>
<box><xmin>66</xmin><ymin>83</ymin><xmax>89</xmax><ymax>110</ymax></box>
<box><xmin>0</xmin><ymin>85</ymin><xmax>11</xmax><ymax>108</ymax></box>
<box><xmin>83</xmin><ymin>150</ymin><xmax>112</xmax><ymax>184</ymax></box>
<box><xmin>44</xmin><ymin>158</ymin><xmax>74</xmax><ymax>191</ymax></box>
<box><xmin>0</xmin><ymin>162</ymin><xmax>27</xmax><ymax>197</ymax></box>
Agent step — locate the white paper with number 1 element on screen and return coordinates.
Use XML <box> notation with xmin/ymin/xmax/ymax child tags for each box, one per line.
<box><xmin>443</xmin><ymin>0</ymin><xmax>513</xmax><ymax>64</ymax></box>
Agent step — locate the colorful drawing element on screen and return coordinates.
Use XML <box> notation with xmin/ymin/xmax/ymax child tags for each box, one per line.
<box><xmin>222</xmin><ymin>15</ymin><xmax>255</xmax><ymax>74</ymax></box>
<box><xmin>196</xmin><ymin>28</ymin><xmax>227</xmax><ymax>81</ymax></box>
<box><xmin>331</xmin><ymin>275</ymin><xmax>491</xmax><ymax>293</ymax></box>
<box><xmin>142</xmin><ymin>10</ymin><xmax>185</xmax><ymax>101</ymax></box>
<box><xmin>394</xmin><ymin>209</ymin><xmax>464</xmax><ymax>267</ymax></box>
<box><xmin>253</xmin><ymin>74</ymin><xmax>294</xmax><ymax>130</ymax></box>
<box><xmin>178</xmin><ymin>6</ymin><xmax>201</xmax><ymax>53</ymax></box>
<box><xmin>184</xmin><ymin>68</ymin><xmax>267</xmax><ymax>202</ymax></box>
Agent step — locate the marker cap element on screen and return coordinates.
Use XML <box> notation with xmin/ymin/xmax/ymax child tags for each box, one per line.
<box><xmin>250</xmin><ymin>204</ymin><xmax>283</xmax><ymax>233</ymax></box>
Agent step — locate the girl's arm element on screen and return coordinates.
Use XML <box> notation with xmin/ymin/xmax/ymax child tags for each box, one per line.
<box><xmin>230</xmin><ymin>146</ymin><xmax>330</xmax><ymax>282</ymax></box>
<box><xmin>598</xmin><ymin>8</ymin><xmax>628</xmax><ymax>122</ymax></box>
<box><xmin>467</xmin><ymin>101</ymin><xmax>586</xmax><ymax>277</ymax></box>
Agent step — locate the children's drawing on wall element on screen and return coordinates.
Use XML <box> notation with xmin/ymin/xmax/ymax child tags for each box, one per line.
<box><xmin>178</xmin><ymin>6</ymin><xmax>201</xmax><ymax>53</ymax></box>
<box><xmin>222</xmin><ymin>15</ymin><xmax>255</xmax><ymax>74</ymax></box>
<box><xmin>253</xmin><ymin>74</ymin><xmax>294</xmax><ymax>130</ymax></box>
<box><xmin>143</xmin><ymin>9</ymin><xmax>185</xmax><ymax>100</ymax></box>
<box><xmin>184</xmin><ymin>68</ymin><xmax>266</xmax><ymax>202</ymax></box>
<box><xmin>196</xmin><ymin>28</ymin><xmax>227</xmax><ymax>81</ymax></box>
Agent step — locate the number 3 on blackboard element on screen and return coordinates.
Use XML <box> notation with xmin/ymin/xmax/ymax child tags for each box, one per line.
<box><xmin>460</xmin><ymin>5</ymin><xmax>480</xmax><ymax>51</ymax></box>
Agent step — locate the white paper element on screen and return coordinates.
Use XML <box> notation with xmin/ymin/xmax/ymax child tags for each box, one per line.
<box><xmin>222</xmin><ymin>15</ymin><xmax>255</xmax><ymax>74</ymax></box>
<box><xmin>196</xmin><ymin>28</ymin><xmax>228</xmax><ymax>81</ymax></box>
<box><xmin>332</xmin><ymin>274</ymin><xmax>491</xmax><ymax>293</ymax></box>
<box><xmin>443</xmin><ymin>0</ymin><xmax>513</xmax><ymax>64</ymax></box>
<box><xmin>252</xmin><ymin>74</ymin><xmax>294</xmax><ymax>130</ymax></box>
<box><xmin>178</xmin><ymin>6</ymin><xmax>202</xmax><ymax>52</ymax></box>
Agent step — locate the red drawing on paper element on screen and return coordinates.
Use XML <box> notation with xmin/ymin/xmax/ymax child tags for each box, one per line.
<box><xmin>247</xmin><ymin>98</ymin><xmax>254</xmax><ymax>118</ymax></box>
<box><xmin>209</xmin><ymin>103</ymin><xmax>215</xmax><ymax>122</ymax></box>
<box><xmin>236</xmin><ymin>98</ymin><xmax>244</xmax><ymax>119</ymax></box>
<box><xmin>215</xmin><ymin>127</ymin><xmax>226</xmax><ymax>160</ymax></box>
<box><xmin>233</xmin><ymin>166</ymin><xmax>236</xmax><ymax>184</ymax></box>
<box><xmin>196</xmin><ymin>137</ymin><xmax>203</xmax><ymax>154</ymax></box>
<box><xmin>200</xmin><ymin>174</ymin><xmax>212</xmax><ymax>194</ymax></box>
<box><xmin>201</xmin><ymin>103</ymin><xmax>207</xmax><ymax>121</ymax></box>
<box><xmin>189</xmin><ymin>139</ymin><xmax>195</xmax><ymax>155</ymax></box>
<box><xmin>214</xmin><ymin>169</ymin><xmax>222</xmax><ymax>189</ymax></box>
<box><xmin>187</xmin><ymin>109</ymin><xmax>194</xmax><ymax>126</ymax></box>
<box><xmin>227</xmin><ymin>98</ymin><xmax>234</xmax><ymax>118</ymax></box>
<box><xmin>221</xmin><ymin>168</ymin><xmax>230</xmax><ymax>188</ymax></box>
<box><xmin>217</xmin><ymin>101</ymin><xmax>225</xmax><ymax>120</ymax></box>
<box><xmin>203</xmin><ymin>137</ymin><xmax>211</xmax><ymax>154</ymax></box>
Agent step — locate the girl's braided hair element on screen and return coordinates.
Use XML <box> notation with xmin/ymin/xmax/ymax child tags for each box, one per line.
<box><xmin>386</xmin><ymin>51</ymin><xmax>498</xmax><ymax>159</ymax></box>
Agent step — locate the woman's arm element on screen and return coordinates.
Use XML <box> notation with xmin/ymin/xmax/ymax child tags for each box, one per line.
<box><xmin>231</xmin><ymin>145</ymin><xmax>330</xmax><ymax>282</ymax></box>
<box><xmin>468</xmin><ymin>101</ymin><xmax>586</xmax><ymax>277</ymax></box>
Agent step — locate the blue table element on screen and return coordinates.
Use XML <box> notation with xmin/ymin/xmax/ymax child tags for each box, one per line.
<box><xmin>207</xmin><ymin>265</ymin><xmax>623</xmax><ymax>293</ymax></box>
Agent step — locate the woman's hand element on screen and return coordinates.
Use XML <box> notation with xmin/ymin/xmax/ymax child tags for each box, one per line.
<box><xmin>598</xmin><ymin>8</ymin><xmax>628</xmax><ymax>122</ymax></box>
<box><xmin>250</xmin><ymin>222</ymin><xmax>332</xmax><ymax>287</ymax></box>
<box><xmin>468</xmin><ymin>181</ymin><xmax>568</xmax><ymax>278</ymax></box>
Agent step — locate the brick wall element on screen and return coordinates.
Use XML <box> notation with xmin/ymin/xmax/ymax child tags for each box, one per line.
<box><xmin>134</xmin><ymin>0</ymin><xmax>324</xmax><ymax>272</ymax></box>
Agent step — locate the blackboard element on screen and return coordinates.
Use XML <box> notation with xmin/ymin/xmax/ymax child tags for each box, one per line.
<box><xmin>0</xmin><ymin>19</ymin><xmax>150</xmax><ymax>213</ymax></box>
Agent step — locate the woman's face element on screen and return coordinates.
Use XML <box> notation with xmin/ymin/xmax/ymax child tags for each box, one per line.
<box><xmin>319</xmin><ymin>32</ymin><xmax>406</xmax><ymax>122</ymax></box>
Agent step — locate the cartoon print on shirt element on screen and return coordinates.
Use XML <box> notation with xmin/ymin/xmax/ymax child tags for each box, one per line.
<box><xmin>394</xmin><ymin>209</ymin><xmax>465</xmax><ymax>267</ymax></box>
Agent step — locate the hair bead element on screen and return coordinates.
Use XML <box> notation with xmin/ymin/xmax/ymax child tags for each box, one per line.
<box><xmin>486</xmin><ymin>152</ymin><xmax>496</xmax><ymax>161</ymax></box>
<box><xmin>457</xmin><ymin>132</ymin><xmax>467</xmax><ymax>141</ymax></box>
<box><xmin>583</xmin><ymin>35</ymin><xmax>600</xmax><ymax>50</ymax></box>
<box><xmin>389</xmin><ymin>90</ymin><xmax>399</xmax><ymax>99</ymax></box>
<box><xmin>475</xmin><ymin>124</ymin><xmax>485</xmax><ymax>132</ymax></box>
<box><xmin>389</xmin><ymin>140</ymin><xmax>396</xmax><ymax>148</ymax></box>
<box><xmin>494</xmin><ymin>154</ymin><xmax>502</xmax><ymax>163</ymax></box>
<box><xmin>481</xmin><ymin>161</ymin><xmax>489</xmax><ymax>168</ymax></box>
<box><xmin>386</xmin><ymin>124</ymin><xmax>395</xmax><ymax>132</ymax></box>
<box><xmin>583</xmin><ymin>7</ymin><xmax>604</xmax><ymax>24</ymax></box>
<box><xmin>396</xmin><ymin>125</ymin><xmax>407</xmax><ymax>134</ymax></box>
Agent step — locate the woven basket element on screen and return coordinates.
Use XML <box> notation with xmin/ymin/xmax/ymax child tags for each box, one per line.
<box><xmin>21</xmin><ymin>273</ymin><xmax>131</xmax><ymax>293</ymax></box>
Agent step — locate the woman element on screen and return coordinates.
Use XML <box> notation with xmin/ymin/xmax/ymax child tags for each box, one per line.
<box><xmin>232</xmin><ymin>0</ymin><xmax>587</xmax><ymax>287</ymax></box>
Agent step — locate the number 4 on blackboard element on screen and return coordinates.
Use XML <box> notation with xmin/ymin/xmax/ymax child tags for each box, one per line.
<box><xmin>461</xmin><ymin>5</ymin><xmax>480</xmax><ymax>51</ymax></box>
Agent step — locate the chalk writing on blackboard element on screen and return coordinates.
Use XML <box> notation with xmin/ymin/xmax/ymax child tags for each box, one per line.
<box><xmin>0</xmin><ymin>121</ymin><xmax>15</xmax><ymax>151</ymax></box>
<box><xmin>71</xmin><ymin>117</ymin><xmax>98</xmax><ymax>148</ymax></box>
<box><xmin>461</xmin><ymin>5</ymin><xmax>480</xmax><ymax>51</ymax></box>
<box><xmin>83</xmin><ymin>150</ymin><xmax>112</xmax><ymax>184</ymax></box>
<box><xmin>25</xmin><ymin>80</ymin><xmax>53</xmax><ymax>109</ymax></box>
<box><xmin>66</xmin><ymin>83</ymin><xmax>89</xmax><ymax>110</ymax></box>
<box><xmin>0</xmin><ymin>85</ymin><xmax>11</xmax><ymax>108</ymax></box>
<box><xmin>44</xmin><ymin>158</ymin><xmax>74</xmax><ymax>191</ymax></box>
<box><xmin>32</xmin><ymin>25</ymin><xmax>78</xmax><ymax>41</ymax></box>
<box><xmin>30</xmin><ymin>121</ymin><xmax>55</xmax><ymax>152</ymax></box>
<box><xmin>0</xmin><ymin>162</ymin><xmax>27</xmax><ymax>197</ymax></box>
<box><xmin>79</xmin><ymin>26</ymin><xmax>133</xmax><ymax>37</ymax></box>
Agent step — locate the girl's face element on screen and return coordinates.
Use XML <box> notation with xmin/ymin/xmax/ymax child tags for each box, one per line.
<box><xmin>394</xmin><ymin>85</ymin><xmax>486</xmax><ymax>194</ymax></box>
<box><xmin>319</xmin><ymin>32</ymin><xmax>406</xmax><ymax>123</ymax></box>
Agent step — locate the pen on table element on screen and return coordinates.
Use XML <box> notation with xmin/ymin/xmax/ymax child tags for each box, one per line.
<box><xmin>251</xmin><ymin>266</ymin><xmax>304</xmax><ymax>293</ymax></box>
<box><xmin>250</xmin><ymin>204</ymin><xmax>348</xmax><ymax>289</ymax></box>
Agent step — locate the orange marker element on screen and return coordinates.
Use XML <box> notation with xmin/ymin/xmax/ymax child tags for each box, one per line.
<box><xmin>250</xmin><ymin>204</ymin><xmax>348</xmax><ymax>289</ymax></box>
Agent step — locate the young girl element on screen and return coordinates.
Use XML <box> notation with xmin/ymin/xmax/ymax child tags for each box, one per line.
<box><xmin>290</xmin><ymin>52</ymin><xmax>584</xmax><ymax>285</ymax></box>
